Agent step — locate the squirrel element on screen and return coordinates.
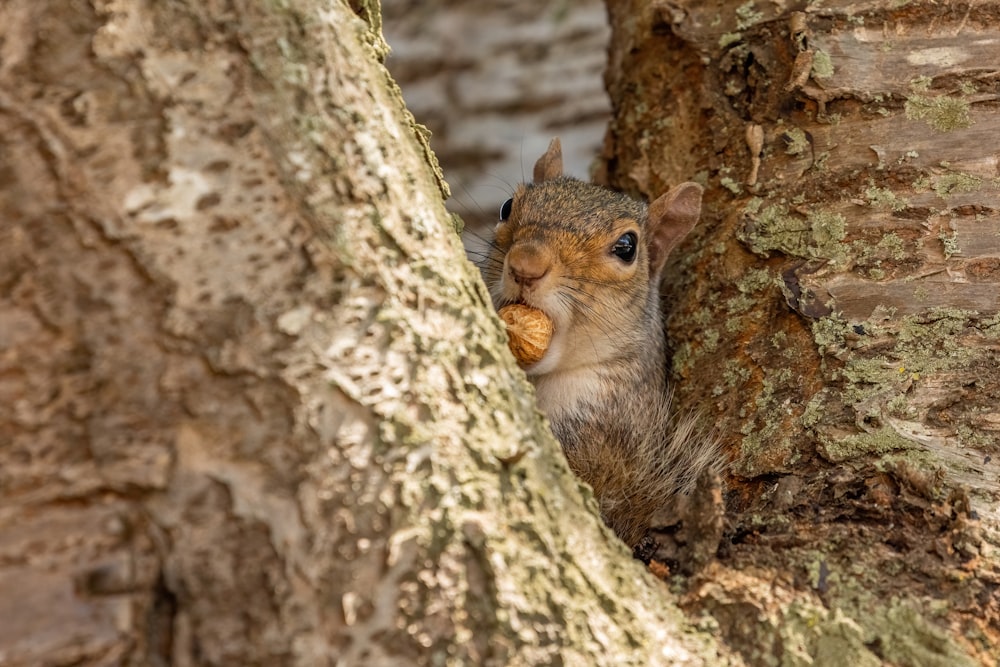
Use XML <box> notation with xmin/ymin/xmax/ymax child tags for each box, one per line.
<box><xmin>478</xmin><ymin>138</ymin><xmax>721</xmax><ymax>551</ymax></box>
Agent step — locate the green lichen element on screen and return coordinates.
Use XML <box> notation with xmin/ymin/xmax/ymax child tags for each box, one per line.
<box><xmin>800</xmin><ymin>392</ymin><xmax>825</xmax><ymax>428</ymax></box>
<box><xmin>934</xmin><ymin>172</ymin><xmax>981</xmax><ymax>197</ymax></box>
<box><xmin>810</xmin><ymin>210</ymin><xmax>848</xmax><ymax>253</ymax></box>
<box><xmin>735</xmin><ymin>0</ymin><xmax>764</xmax><ymax>29</ymax></box>
<box><xmin>807</xmin><ymin>554</ymin><xmax>839</xmax><ymax>590</ymax></box>
<box><xmin>851</xmin><ymin>232</ymin><xmax>908</xmax><ymax>280</ymax></box>
<box><xmin>878</xmin><ymin>233</ymin><xmax>907</xmax><ymax>260</ymax></box>
<box><xmin>841</xmin><ymin>355</ymin><xmax>893</xmax><ymax>385</ymax></box>
<box><xmin>866</xmin><ymin>305</ymin><xmax>896</xmax><ymax>333</ymax></box>
<box><xmin>726</xmin><ymin>293</ymin><xmax>755</xmax><ymax>316</ymax></box>
<box><xmin>840</xmin><ymin>360</ymin><xmax>904</xmax><ymax>404</ymax></box>
<box><xmin>719</xmin><ymin>32</ymin><xmax>742</xmax><ymax>48</ymax></box>
<box><xmin>739</xmin><ymin>377</ymin><xmax>788</xmax><ymax>465</ymax></box>
<box><xmin>703</xmin><ymin>328</ymin><xmax>720</xmax><ymax>352</ymax></box>
<box><xmin>896</xmin><ymin>307</ymin><xmax>979</xmax><ymax>373</ymax></box>
<box><xmin>713</xmin><ymin>589</ymin><xmax>881</xmax><ymax>666</ymax></box>
<box><xmin>742</xmin><ymin>205</ymin><xmax>847</xmax><ymax>264</ymax></box>
<box><xmin>690</xmin><ymin>308</ymin><xmax>713</xmax><ymax>327</ymax></box>
<box><xmin>982</xmin><ymin>313</ymin><xmax>1000</xmax><ymax>338</ymax></box>
<box><xmin>783</xmin><ymin>127</ymin><xmax>810</xmax><ymax>156</ymax></box>
<box><xmin>720</xmin><ymin>176</ymin><xmax>743</xmax><ymax>194</ymax></box>
<box><xmin>811</xmin><ymin>50</ymin><xmax>835</xmax><ymax>79</ymax></box>
<box><xmin>956</xmin><ymin>423</ymin><xmax>992</xmax><ymax>449</ymax></box>
<box><xmin>739</xmin><ymin>268</ymin><xmax>775</xmax><ymax>294</ymax></box>
<box><xmin>827</xmin><ymin>592</ymin><xmax>978</xmax><ymax>667</ymax></box>
<box><xmin>959</xmin><ymin>80</ymin><xmax>978</xmax><ymax>95</ymax></box>
<box><xmin>811</xmin><ymin>315</ymin><xmax>847</xmax><ymax>355</ymax></box>
<box><xmin>820</xmin><ymin>427</ymin><xmax>915</xmax><ymax>462</ymax></box>
<box><xmin>886</xmin><ymin>394</ymin><xmax>913</xmax><ymax>417</ymax></box>
<box><xmin>938</xmin><ymin>229</ymin><xmax>960</xmax><ymax>258</ymax></box>
<box><xmin>738</xmin><ymin>372</ymin><xmax>804</xmax><ymax>475</ymax></box>
<box><xmin>725</xmin><ymin>269</ymin><xmax>774</xmax><ymax>326</ymax></box>
<box><xmin>809</xmin><ymin>309</ymin><xmax>983</xmax><ymax>437</ymax></box>
<box><xmin>910</xmin><ymin>75</ymin><xmax>933</xmax><ymax>92</ymax></box>
<box><xmin>741</xmin><ymin>532</ymin><xmax>976</xmax><ymax>666</ymax></box>
<box><xmin>912</xmin><ymin>174</ymin><xmax>932</xmax><ymax>191</ymax></box>
<box><xmin>904</xmin><ymin>95</ymin><xmax>973</xmax><ymax>132</ymax></box>
<box><xmin>671</xmin><ymin>340</ymin><xmax>694</xmax><ymax>376</ymax></box>
<box><xmin>723</xmin><ymin>359</ymin><xmax>751</xmax><ymax>386</ymax></box>
<box><xmin>864</xmin><ymin>185</ymin><xmax>908</xmax><ymax>212</ymax></box>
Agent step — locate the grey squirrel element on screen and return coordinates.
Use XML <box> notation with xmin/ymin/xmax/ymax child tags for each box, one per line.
<box><xmin>480</xmin><ymin>138</ymin><xmax>721</xmax><ymax>549</ymax></box>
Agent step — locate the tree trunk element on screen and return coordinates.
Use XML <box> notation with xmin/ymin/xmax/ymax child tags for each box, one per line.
<box><xmin>0</xmin><ymin>1</ymin><xmax>734</xmax><ymax>665</ymax></box>
<box><xmin>601</xmin><ymin>0</ymin><xmax>1000</xmax><ymax>663</ymax></box>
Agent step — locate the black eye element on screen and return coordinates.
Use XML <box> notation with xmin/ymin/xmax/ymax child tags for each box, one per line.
<box><xmin>499</xmin><ymin>198</ymin><xmax>513</xmax><ymax>221</ymax></box>
<box><xmin>611</xmin><ymin>232</ymin><xmax>638</xmax><ymax>263</ymax></box>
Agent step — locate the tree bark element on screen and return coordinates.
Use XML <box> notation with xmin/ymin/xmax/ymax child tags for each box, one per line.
<box><xmin>601</xmin><ymin>0</ymin><xmax>1000</xmax><ymax>664</ymax></box>
<box><xmin>0</xmin><ymin>1</ymin><xmax>736</xmax><ymax>665</ymax></box>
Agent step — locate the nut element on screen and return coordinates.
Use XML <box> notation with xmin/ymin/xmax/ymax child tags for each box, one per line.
<box><xmin>498</xmin><ymin>304</ymin><xmax>553</xmax><ymax>367</ymax></box>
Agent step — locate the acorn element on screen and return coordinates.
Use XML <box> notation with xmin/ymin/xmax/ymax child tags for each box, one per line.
<box><xmin>498</xmin><ymin>304</ymin><xmax>553</xmax><ymax>367</ymax></box>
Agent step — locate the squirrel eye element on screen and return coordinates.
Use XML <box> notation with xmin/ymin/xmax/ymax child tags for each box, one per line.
<box><xmin>611</xmin><ymin>232</ymin><xmax>638</xmax><ymax>263</ymax></box>
<box><xmin>499</xmin><ymin>198</ymin><xmax>513</xmax><ymax>222</ymax></box>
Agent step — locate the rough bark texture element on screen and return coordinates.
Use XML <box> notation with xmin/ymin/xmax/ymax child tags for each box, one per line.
<box><xmin>601</xmin><ymin>1</ymin><xmax>1000</xmax><ymax>664</ymax></box>
<box><xmin>0</xmin><ymin>1</ymin><xmax>736</xmax><ymax>665</ymax></box>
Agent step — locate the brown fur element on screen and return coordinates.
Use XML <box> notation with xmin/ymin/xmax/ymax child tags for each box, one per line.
<box><xmin>480</xmin><ymin>138</ymin><xmax>722</xmax><ymax>547</ymax></box>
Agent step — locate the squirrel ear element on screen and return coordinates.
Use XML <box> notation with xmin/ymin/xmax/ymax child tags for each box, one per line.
<box><xmin>533</xmin><ymin>137</ymin><xmax>564</xmax><ymax>182</ymax></box>
<box><xmin>647</xmin><ymin>182</ymin><xmax>703</xmax><ymax>278</ymax></box>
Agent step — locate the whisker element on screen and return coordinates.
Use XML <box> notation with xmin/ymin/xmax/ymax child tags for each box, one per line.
<box><xmin>558</xmin><ymin>283</ymin><xmax>638</xmax><ymax>349</ymax></box>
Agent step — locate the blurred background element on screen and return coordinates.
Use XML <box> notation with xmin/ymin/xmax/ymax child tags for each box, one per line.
<box><xmin>382</xmin><ymin>1</ymin><xmax>611</xmax><ymax>235</ymax></box>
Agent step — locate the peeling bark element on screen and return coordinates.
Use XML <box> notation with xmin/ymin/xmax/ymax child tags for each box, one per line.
<box><xmin>603</xmin><ymin>0</ymin><xmax>1000</xmax><ymax>664</ymax></box>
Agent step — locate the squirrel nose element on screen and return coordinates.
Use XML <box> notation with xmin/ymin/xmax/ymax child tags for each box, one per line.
<box><xmin>507</xmin><ymin>244</ymin><xmax>551</xmax><ymax>287</ymax></box>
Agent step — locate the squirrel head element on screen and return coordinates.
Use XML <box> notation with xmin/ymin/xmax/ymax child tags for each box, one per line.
<box><xmin>487</xmin><ymin>138</ymin><xmax>703</xmax><ymax>377</ymax></box>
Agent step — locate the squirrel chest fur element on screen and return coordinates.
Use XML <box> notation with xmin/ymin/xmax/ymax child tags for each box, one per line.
<box><xmin>483</xmin><ymin>138</ymin><xmax>714</xmax><ymax>548</ymax></box>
